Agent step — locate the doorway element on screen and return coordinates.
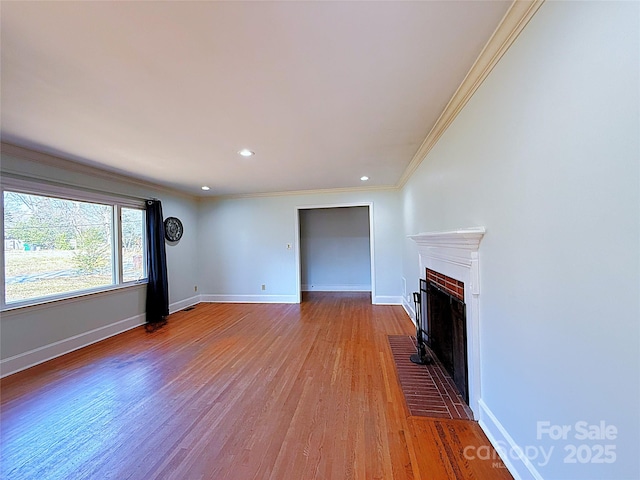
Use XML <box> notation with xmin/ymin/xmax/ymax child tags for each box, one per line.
<box><xmin>295</xmin><ymin>203</ymin><xmax>375</xmax><ymax>303</ymax></box>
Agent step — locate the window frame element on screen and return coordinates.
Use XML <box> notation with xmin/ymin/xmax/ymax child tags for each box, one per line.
<box><xmin>1</xmin><ymin>176</ymin><xmax>148</xmax><ymax>311</ymax></box>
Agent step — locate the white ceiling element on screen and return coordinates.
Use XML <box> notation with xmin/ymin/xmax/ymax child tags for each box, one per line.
<box><xmin>1</xmin><ymin>1</ymin><xmax>511</xmax><ymax>196</ymax></box>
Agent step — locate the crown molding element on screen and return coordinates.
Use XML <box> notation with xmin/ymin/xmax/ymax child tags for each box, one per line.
<box><xmin>213</xmin><ymin>183</ymin><xmax>398</xmax><ymax>201</ymax></box>
<box><xmin>2</xmin><ymin>142</ymin><xmax>398</xmax><ymax>201</ymax></box>
<box><xmin>0</xmin><ymin>142</ymin><xmax>196</xmax><ymax>200</ymax></box>
<box><xmin>1</xmin><ymin>0</ymin><xmax>544</xmax><ymax>200</ymax></box>
<box><xmin>396</xmin><ymin>0</ymin><xmax>545</xmax><ymax>188</ymax></box>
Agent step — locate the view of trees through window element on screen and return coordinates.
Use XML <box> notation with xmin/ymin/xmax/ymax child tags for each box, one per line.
<box><xmin>3</xmin><ymin>191</ymin><xmax>145</xmax><ymax>304</ymax></box>
<box><xmin>121</xmin><ymin>207</ymin><xmax>145</xmax><ymax>283</ymax></box>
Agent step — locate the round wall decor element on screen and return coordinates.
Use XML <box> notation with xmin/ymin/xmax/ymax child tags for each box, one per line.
<box><xmin>164</xmin><ymin>217</ymin><xmax>183</xmax><ymax>242</ymax></box>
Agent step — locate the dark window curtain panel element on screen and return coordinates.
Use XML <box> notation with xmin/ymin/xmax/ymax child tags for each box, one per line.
<box><xmin>145</xmin><ymin>199</ymin><xmax>169</xmax><ymax>331</ymax></box>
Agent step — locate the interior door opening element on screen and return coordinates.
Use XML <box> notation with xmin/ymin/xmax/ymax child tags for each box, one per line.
<box><xmin>296</xmin><ymin>204</ymin><xmax>374</xmax><ymax>304</ymax></box>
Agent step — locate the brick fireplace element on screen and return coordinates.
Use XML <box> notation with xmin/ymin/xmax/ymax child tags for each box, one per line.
<box><xmin>408</xmin><ymin>227</ymin><xmax>485</xmax><ymax>416</ymax></box>
<box><xmin>426</xmin><ymin>268</ymin><xmax>464</xmax><ymax>300</ymax></box>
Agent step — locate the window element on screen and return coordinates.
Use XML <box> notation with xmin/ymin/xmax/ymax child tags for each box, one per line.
<box><xmin>121</xmin><ymin>208</ymin><xmax>145</xmax><ymax>283</ymax></box>
<box><xmin>1</xmin><ymin>179</ymin><xmax>146</xmax><ymax>309</ymax></box>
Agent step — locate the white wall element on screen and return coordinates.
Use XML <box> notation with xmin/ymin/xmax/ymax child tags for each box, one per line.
<box><xmin>197</xmin><ymin>189</ymin><xmax>402</xmax><ymax>304</ymax></box>
<box><xmin>0</xmin><ymin>147</ymin><xmax>200</xmax><ymax>375</ymax></box>
<box><xmin>300</xmin><ymin>206</ymin><xmax>371</xmax><ymax>291</ymax></box>
<box><xmin>401</xmin><ymin>2</ymin><xmax>639</xmax><ymax>479</ymax></box>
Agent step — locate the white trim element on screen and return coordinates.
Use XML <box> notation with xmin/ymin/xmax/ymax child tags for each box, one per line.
<box><xmin>403</xmin><ymin>297</ymin><xmax>416</xmax><ymax>326</ymax></box>
<box><xmin>409</xmin><ymin>227</ymin><xmax>485</xmax><ymax>416</ymax></box>
<box><xmin>200</xmin><ymin>294</ymin><xmax>298</xmax><ymax>304</ymax></box>
<box><xmin>368</xmin><ymin>203</ymin><xmax>377</xmax><ymax>303</ymax></box>
<box><xmin>295</xmin><ymin>202</ymin><xmax>376</xmax><ymax>305</ymax></box>
<box><xmin>169</xmin><ymin>295</ymin><xmax>201</xmax><ymax>314</ymax></box>
<box><xmin>217</xmin><ymin>184</ymin><xmax>397</xmax><ymax>200</ymax></box>
<box><xmin>478</xmin><ymin>399</ymin><xmax>543</xmax><ymax>480</ymax></box>
<box><xmin>1</xmin><ymin>142</ymin><xmax>192</xmax><ymax>200</ymax></box>
<box><xmin>1</xmin><ymin>295</ymin><xmax>220</xmax><ymax>378</ymax></box>
<box><xmin>0</xmin><ymin>282</ymin><xmax>147</xmax><ymax>315</ymax></box>
<box><xmin>294</xmin><ymin>208</ymin><xmax>302</xmax><ymax>304</ymax></box>
<box><xmin>397</xmin><ymin>0</ymin><xmax>545</xmax><ymax>188</ymax></box>
<box><xmin>1</xmin><ymin>178</ymin><xmax>148</xmax><ymax>311</ymax></box>
<box><xmin>372</xmin><ymin>295</ymin><xmax>403</xmax><ymax>305</ymax></box>
<box><xmin>301</xmin><ymin>284</ymin><xmax>371</xmax><ymax>292</ymax></box>
<box><xmin>115</xmin><ymin>206</ymin><xmax>123</xmax><ymax>283</ymax></box>
<box><xmin>0</xmin><ymin>313</ymin><xmax>145</xmax><ymax>378</ymax></box>
<box><xmin>407</xmin><ymin>227</ymin><xmax>486</xmax><ymax>253</ymax></box>
<box><xmin>1</xmin><ymin>174</ymin><xmax>145</xmax><ymax>208</ymax></box>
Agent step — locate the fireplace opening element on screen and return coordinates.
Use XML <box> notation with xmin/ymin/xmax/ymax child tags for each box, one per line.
<box><xmin>422</xmin><ymin>270</ymin><xmax>469</xmax><ymax>404</ymax></box>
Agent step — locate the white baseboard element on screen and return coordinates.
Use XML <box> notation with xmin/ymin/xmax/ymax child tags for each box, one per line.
<box><xmin>402</xmin><ymin>299</ymin><xmax>416</xmax><ymax>326</ymax></box>
<box><xmin>0</xmin><ymin>313</ymin><xmax>145</xmax><ymax>378</ymax></box>
<box><xmin>169</xmin><ymin>295</ymin><xmax>201</xmax><ymax>314</ymax></box>
<box><xmin>478</xmin><ymin>399</ymin><xmax>543</xmax><ymax>480</ymax></box>
<box><xmin>372</xmin><ymin>295</ymin><xmax>403</xmax><ymax>305</ymax></box>
<box><xmin>301</xmin><ymin>284</ymin><xmax>371</xmax><ymax>292</ymax></box>
<box><xmin>0</xmin><ymin>292</ymin><xmax>403</xmax><ymax>378</ymax></box>
<box><xmin>201</xmin><ymin>293</ymin><xmax>401</xmax><ymax>305</ymax></box>
<box><xmin>200</xmin><ymin>294</ymin><xmax>298</xmax><ymax>304</ymax></box>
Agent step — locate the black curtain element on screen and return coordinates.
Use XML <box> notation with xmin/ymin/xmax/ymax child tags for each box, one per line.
<box><xmin>145</xmin><ymin>199</ymin><xmax>169</xmax><ymax>331</ymax></box>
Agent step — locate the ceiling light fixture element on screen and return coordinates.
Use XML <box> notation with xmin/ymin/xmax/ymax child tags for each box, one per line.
<box><xmin>360</xmin><ymin>176</ymin><xmax>369</xmax><ymax>181</ymax></box>
<box><xmin>238</xmin><ymin>149</ymin><xmax>255</xmax><ymax>157</ymax></box>
<box><xmin>201</xmin><ymin>186</ymin><xmax>210</xmax><ymax>191</ymax></box>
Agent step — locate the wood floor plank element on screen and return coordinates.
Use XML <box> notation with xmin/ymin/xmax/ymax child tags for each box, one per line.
<box><xmin>0</xmin><ymin>292</ymin><xmax>511</xmax><ymax>479</ymax></box>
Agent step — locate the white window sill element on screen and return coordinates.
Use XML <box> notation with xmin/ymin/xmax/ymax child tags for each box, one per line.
<box><xmin>1</xmin><ymin>281</ymin><xmax>148</xmax><ymax>316</ymax></box>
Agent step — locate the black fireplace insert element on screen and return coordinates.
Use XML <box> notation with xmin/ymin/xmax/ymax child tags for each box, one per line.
<box><xmin>423</xmin><ymin>280</ymin><xmax>469</xmax><ymax>404</ymax></box>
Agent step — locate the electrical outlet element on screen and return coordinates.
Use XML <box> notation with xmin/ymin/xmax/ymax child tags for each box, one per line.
<box><xmin>194</xmin><ymin>285</ymin><xmax>198</xmax><ymax>292</ymax></box>
<box><xmin>261</xmin><ymin>284</ymin><xmax>266</xmax><ymax>291</ymax></box>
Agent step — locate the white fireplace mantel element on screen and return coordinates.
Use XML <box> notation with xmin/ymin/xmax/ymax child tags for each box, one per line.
<box><xmin>408</xmin><ymin>226</ymin><xmax>486</xmax><ymax>416</ymax></box>
<box><xmin>407</xmin><ymin>227</ymin><xmax>485</xmax><ymax>247</ymax></box>
<box><xmin>408</xmin><ymin>226</ymin><xmax>485</xmax><ymax>266</ymax></box>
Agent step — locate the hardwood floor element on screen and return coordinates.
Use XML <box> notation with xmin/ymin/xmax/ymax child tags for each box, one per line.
<box><xmin>0</xmin><ymin>292</ymin><xmax>512</xmax><ymax>480</ymax></box>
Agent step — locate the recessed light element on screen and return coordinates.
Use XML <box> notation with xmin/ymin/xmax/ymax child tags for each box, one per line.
<box><xmin>238</xmin><ymin>149</ymin><xmax>255</xmax><ymax>157</ymax></box>
<box><xmin>201</xmin><ymin>186</ymin><xmax>210</xmax><ymax>191</ymax></box>
<box><xmin>360</xmin><ymin>176</ymin><xmax>369</xmax><ymax>181</ymax></box>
